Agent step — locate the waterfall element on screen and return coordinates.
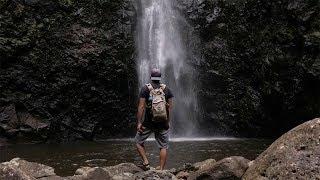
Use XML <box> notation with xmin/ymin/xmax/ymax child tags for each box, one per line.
<box><xmin>135</xmin><ymin>0</ymin><xmax>200</xmax><ymax>137</ymax></box>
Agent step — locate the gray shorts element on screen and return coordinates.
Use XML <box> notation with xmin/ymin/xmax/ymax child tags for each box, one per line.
<box><xmin>135</xmin><ymin>127</ymin><xmax>169</xmax><ymax>149</ymax></box>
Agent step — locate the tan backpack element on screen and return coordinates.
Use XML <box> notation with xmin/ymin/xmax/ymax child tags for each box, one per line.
<box><xmin>146</xmin><ymin>83</ymin><xmax>168</xmax><ymax>122</ymax></box>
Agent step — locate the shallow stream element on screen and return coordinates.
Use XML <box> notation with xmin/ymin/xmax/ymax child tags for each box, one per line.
<box><xmin>0</xmin><ymin>138</ymin><xmax>272</xmax><ymax>176</ymax></box>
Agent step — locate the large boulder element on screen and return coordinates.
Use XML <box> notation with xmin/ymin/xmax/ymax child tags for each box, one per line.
<box><xmin>3</xmin><ymin>158</ymin><xmax>56</xmax><ymax>179</ymax></box>
<box><xmin>0</xmin><ymin>163</ymin><xmax>34</xmax><ymax>180</ymax></box>
<box><xmin>188</xmin><ymin>156</ymin><xmax>250</xmax><ymax>180</ymax></box>
<box><xmin>243</xmin><ymin>118</ymin><xmax>320</xmax><ymax>180</ymax></box>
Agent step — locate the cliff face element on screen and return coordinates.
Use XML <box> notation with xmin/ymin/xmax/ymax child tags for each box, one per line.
<box><xmin>181</xmin><ymin>0</ymin><xmax>320</xmax><ymax>137</ymax></box>
<box><xmin>0</xmin><ymin>0</ymin><xmax>319</xmax><ymax>141</ymax></box>
<box><xmin>0</xmin><ymin>0</ymin><xmax>137</xmax><ymax>141</ymax></box>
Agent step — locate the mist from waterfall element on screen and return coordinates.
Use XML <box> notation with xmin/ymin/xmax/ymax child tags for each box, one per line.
<box><xmin>135</xmin><ymin>0</ymin><xmax>200</xmax><ymax>137</ymax></box>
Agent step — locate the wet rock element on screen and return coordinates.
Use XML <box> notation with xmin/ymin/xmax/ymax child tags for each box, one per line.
<box><xmin>176</xmin><ymin>171</ymin><xmax>190</xmax><ymax>179</ymax></box>
<box><xmin>193</xmin><ymin>158</ymin><xmax>216</xmax><ymax>171</ymax></box>
<box><xmin>74</xmin><ymin>167</ymin><xmax>92</xmax><ymax>176</ymax></box>
<box><xmin>0</xmin><ymin>163</ymin><xmax>34</xmax><ymax>180</ymax></box>
<box><xmin>188</xmin><ymin>156</ymin><xmax>250</xmax><ymax>180</ymax></box>
<box><xmin>112</xmin><ymin>172</ymin><xmax>134</xmax><ymax>180</ymax></box>
<box><xmin>174</xmin><ymin>163</ymin><xmax>197</xmax><ymax>174</ymax></box>
<box><xmin>5</xmin><ymin>158</ymin><xmax>56</xmax><ymax>179</ymax></box>
<box><xmin>243</xmin><ymin>118</ymin><xmax>320</xmax><ymax>180</ymax></box>
<box><xmin>169</xmin><ymin>168</ymin><xmax>177</xmax><ymax>174</ymax></box>
<box><xmin>104</xmin><ymin>163</ymin><xmax>143</xmax><ymax>177</ymax></box>
<box><xmin>73</xmin><ymin>167</ymin><xmax>111</xmax><ymax>180</ymax></box>
<box><xmin>134</xmin><ymin>170</ymin><xmax>178</xmax><ymax>180</ymax></box>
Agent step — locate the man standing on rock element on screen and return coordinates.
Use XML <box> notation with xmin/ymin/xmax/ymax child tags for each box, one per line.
<box><xmin>135</xmin><ymin>68</ymin><xmax>174</xmax><ymax>170</ymax></box>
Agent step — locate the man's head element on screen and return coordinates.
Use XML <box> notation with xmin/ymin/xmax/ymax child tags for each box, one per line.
<box><xmin>150</xmin><ymin>68</ymin><xmax>161</xmax><ymax>81</ymax></box>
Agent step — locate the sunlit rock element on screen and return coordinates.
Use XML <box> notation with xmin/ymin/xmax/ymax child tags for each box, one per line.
<box><xmin>4</xmin><ymin>158</ymin><xmax>55</xmax><ymax>179</ymax></box>
<box><xmin>243</xmin><ymin>118</ymin><xmax>320</xmax><ymax>180</ymax></box>
<box><xmin>0</xmin><ymin>163</ymin><xmax>34</xmax><ymax>180</ymax></box>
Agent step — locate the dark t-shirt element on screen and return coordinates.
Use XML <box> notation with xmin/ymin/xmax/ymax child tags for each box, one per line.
<box><xmin>139</xmin><ymin>82</ymin><xmax>174</xmax><ymax>130</ymax></box>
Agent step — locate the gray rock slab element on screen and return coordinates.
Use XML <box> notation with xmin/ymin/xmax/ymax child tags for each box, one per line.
<box><xmin>243</xmin><ymin>118</ymin><xmax>320</xmax><ymax>180</ymax></box>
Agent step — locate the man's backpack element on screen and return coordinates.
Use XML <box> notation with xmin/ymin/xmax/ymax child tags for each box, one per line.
<box><xmin>146</xmin><ymin>83</ymin><xmax>168</xmax><ymax>122</ymax></box>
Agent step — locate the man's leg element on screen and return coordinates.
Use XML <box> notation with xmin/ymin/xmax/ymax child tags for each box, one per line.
<box><xmin>159</xmin><ymin>148</ymin><xmax>167</xmax><ymax>170</ymax></box>
<box><xmin>136</xmin><ymin>143</ymin><xmax>149</xmax><ymax>165</ymax></box>
<box><xmin>135</xmin><ymin>128</ymin><xmax>152</xmax><ymax>166</ymax></box>
<box><xmin>155</xmin><ymin>129</ymin><xmax>169</xmax><ymax>170</ymax></box>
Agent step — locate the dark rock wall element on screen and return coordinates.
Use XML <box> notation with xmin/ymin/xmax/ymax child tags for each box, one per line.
<box><xmin>0</xmin><ymin>0</ymin><xmax>319</xmax><ymax>141</ymax></box>
<box><xmin>0</xmin><ymin>0</ymin><xmax>137</xmax><ymax>141</ymax></box>
<box><xmin>182</xmin><ymin>0</ymin><xmax>320</xmax><ymax>137</ymax></box>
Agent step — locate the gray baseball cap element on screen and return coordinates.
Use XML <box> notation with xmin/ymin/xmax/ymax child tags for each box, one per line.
<box><xmin>150</xmin><ymin>68</ymin><xmax>161</xmax><ymax>81</ymax></box>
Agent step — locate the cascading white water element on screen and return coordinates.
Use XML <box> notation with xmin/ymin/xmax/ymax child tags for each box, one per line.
<box><xmin>135</xmin><ymin>0</ymin><xmax>199</xmax><ymax>136</ymax></box>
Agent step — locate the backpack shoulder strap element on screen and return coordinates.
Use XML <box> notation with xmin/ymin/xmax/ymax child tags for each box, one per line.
<box><xmin>146</xmin><ymin>83</ymin><xmax>154</xmax><ymax>91</ymax></box>
<box><xmin>160</xmin><ymin>84</ymin><xmax>166</xmax><ymax>90</ymax></box>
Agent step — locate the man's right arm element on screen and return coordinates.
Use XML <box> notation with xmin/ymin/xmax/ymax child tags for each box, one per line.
<box><xmin>136</xmin><ymin>98</ymin><xmax>146</xmax><ymax>132</ymax></box>
<box><xmin>167</xmin><ymin>98</ymin><xmax>173</xmax><ymax>120</ymax></box>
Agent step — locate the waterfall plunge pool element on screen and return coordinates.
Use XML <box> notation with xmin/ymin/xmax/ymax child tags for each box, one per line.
<box><xmin>0</xmin><ymin>138</ymin><xmax>272</xmax><ymax>176</ymax></box>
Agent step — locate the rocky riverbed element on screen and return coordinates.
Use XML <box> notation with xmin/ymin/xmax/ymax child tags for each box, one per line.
<box><xmin>1</xmin><ymin>118</ymin><xmax>320</xmax><ymax>180</ymax></box>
